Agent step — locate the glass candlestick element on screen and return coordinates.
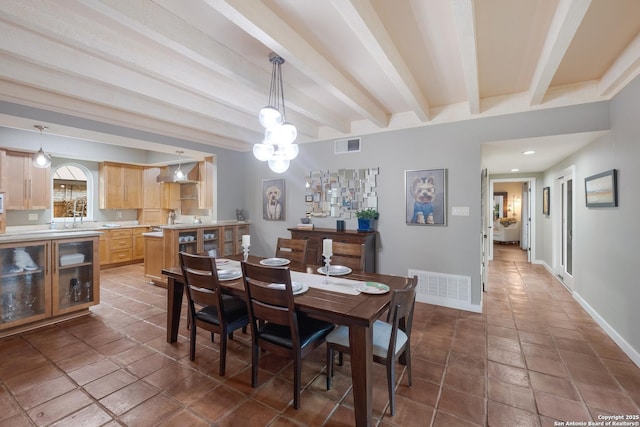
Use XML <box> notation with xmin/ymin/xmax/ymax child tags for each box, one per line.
<box><xmin>242</xmin><ymin>245</ymin><xmax>250</xmax><ymax>262</ymax></box>
<box><xmin>323</xmin><ymin>256</ymin><xmax>332</xmax><ymax>284</ymax></box>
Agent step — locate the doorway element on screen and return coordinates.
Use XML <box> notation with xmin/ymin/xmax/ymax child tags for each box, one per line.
<box><xmin>552</xmin><ymin>167</ymin><xmax>574</xmax><ymax>291</ymax></box>
<box><xmin>488</xmin><ymin>177</ymin><xmax>536</xmax><ymax>262</ymax></box>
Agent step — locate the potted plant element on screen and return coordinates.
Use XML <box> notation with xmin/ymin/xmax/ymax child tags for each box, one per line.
<box><xmin>356</xmin><ymin>208</ymin><xmax>379</xmax><ymax>232</ymax></box>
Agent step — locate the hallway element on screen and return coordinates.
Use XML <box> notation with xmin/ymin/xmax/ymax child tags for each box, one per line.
<box><xmin>0</xmin><ymin>248</ymin><xmax>638</xmax><ymax>426</ymax></box>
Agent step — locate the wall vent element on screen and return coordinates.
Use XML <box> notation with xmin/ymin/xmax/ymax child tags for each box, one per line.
<box><xmin>334</xmin><ymin>138</ymin><xmax>361</xmax><ymax>154</ymax></box>
<box><xmin>408</xmin><ymin>269</ymin><xmax>480</xmax><ymax>313</ymax></box>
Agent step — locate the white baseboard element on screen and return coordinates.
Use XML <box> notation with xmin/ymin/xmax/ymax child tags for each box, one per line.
<box><xmin>572</xmin><ymin>292</ymin><xmax>640</xmax><ymax>368</ymax></box>
<box><xmin>415</xmin><ymin>294</ymin><xmax>482</xmax><ymax>313</ymax></box>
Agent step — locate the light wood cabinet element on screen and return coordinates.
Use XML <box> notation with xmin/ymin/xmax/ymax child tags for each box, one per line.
<box><xmin>132</xmin><ymin>227</ymin><xmax>146</xmax><ymax>260</ymax></box>
<box><xmin>99</xmin><ymin>162</ymin><xmax>143</xmax><ymax>209</ymax></box>
<box><xmin>99</xmin><ymin>233</ymin><xmax>109</xmax><ymax>265</ymax></box>
<box><xmin>144</xmin><ymin>234</ymin><xmax>163</xmax><ymax>282</ymax></box>
<box><xmin>0</xmin><ymin>235</ymin><xmax>99</xmax><ymax>336</ymax></box>
<box><xmin>5</xmin><ymin>150</ymin><xmax>51</xmax><ymax>210</ymax></box>
<box><xmin>100</xmin><ymin>226</ymin><xmax>149</xmax><ymax>267</ymax></box>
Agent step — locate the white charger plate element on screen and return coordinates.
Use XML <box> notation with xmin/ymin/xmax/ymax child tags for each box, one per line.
<box><xmin>217</xmin><ymin>269</ymin><xmax>242</xmax><ymax>281</ymax></box>
<box><xmin>356</xmin><ymin>282</ymin><xmax>390</xmax><ymax>294</ymax></box>
<box><xmin>260</xmin><ymin>258</ymin><xmax>291</xmax><ymax>266</ymax></box>
<box><xmin>267</xmin><ymin>281</ymin><xmax>309</xmax><ymax>295</ymax></box>
<box><xmin>317</xmin><ymin>265</ymin><xmax>352</xmax><ymax>276</ymax></box>
<box><xmin>215</xmin><ymin>258</ymin><xmax>231</xmax><ymax>265</ymax></box>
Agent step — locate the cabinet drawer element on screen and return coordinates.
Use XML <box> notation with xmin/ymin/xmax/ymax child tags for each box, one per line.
<box><xmin>110</xmin><ymin>229</ymin><xmax>132</xmax><ymax>239</ymax></box>
<box><xmin>110</xmin><ymin>248</ymin><xmax>132</xmax><ymax>263</ymax></box>
<box><xmin>110</xmin><ymin>237</ymin><xmax>132</xmax><ymax>250</ymax></box>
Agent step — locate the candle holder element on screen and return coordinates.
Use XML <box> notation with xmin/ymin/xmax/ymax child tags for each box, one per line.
<box><xmin>322</xmin><ymin>255</ymin><xmax>332</xmax><ymax>284</ymax></box>
<box><xmin>242</xmin><ymin>245</ymin><xmax>250</xmax><ymax>262</ymax></box>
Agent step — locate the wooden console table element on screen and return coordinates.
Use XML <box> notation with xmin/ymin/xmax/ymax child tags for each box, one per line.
<box><xmin>288</xmin><ymin>227</ymin><xmax>378</xmax><ymax>272</ymax></box>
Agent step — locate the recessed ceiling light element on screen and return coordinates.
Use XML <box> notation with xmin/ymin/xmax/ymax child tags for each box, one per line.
<box><xmin>511</xmin><ymin>168</ymin><xmax>520</xmax><ymax>172</ymax></box>
<box><xmin>522</xmin><ymin>150</ymin><xmax>535</xmax><ymax>155</ymax></box>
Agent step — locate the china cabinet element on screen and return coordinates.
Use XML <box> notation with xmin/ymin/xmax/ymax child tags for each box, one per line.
<box><xmin>0</xmin><ymin>234</ymin><xmax>99</xmax><ymax>335</ymax></box>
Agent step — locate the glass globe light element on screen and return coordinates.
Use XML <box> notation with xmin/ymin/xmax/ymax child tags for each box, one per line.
<box><xmin>282</xmin><ymin>143</ymin><xmax>299</xmax><ymax>160</ymax></box>
<box><xmin>32</xmin><ymin>147</ymin><xmax>52</xmax><ymax>168</ymax></box>
<box><xmin>278</xmin><ymin>122</ymin><xmax>297</xmax><ymax>145</ymax></box>
<box><xmin>268</xmin><ymin>154</ymin><xmax>290</xmax><ymax>173</ymax></box>
<box><xmin>258</xmin><ymin>106</ymin><xmax>282</xmax><ymax>129</ymax></box>
<box><xmin>253</xmin><ymin>142</ymin><xmax>274</xmax><ymax>161</ymax></box>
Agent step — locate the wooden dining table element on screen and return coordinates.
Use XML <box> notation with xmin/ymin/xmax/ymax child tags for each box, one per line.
<box><xmin>162</xmin><ymin>255</ymin><xmax>412</xmax><ymax>427</ymax></box>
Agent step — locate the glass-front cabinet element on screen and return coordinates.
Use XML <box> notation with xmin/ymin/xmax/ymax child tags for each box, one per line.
<box><xmin>53</xmin><ymin>237</ymin><xmax>99</xmax><ymax>315</ymax></box>
<box><xmin>202</xmin><ymin>228</ymin><xmax>220</xmax><ymax>257</ymax></box>
<box><xmin>0</xmin><ymin>242</ymin><xmax>52</xmax><ymax>329</ymax></box>
<box><xmin>0</xmin><ymin>234</ymin><xmax>99</xmax><ymax>333</ymax></box>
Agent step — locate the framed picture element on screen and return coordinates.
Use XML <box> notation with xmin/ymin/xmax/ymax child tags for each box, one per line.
<box><xmin>493</xmin><ymin>191</ymin><xmax>508</xmax><ymax>219</ymax></box>
<box><xmin>585</xmin><ymin>169</ymin><xmax>618</xmax><ymax>208</ymax></box>
<box><xmin>263</xmin><ymin>178</ymin><xmax>286</xmax><ymax>220</ymax></box>
<box><xmin>405</xmin><ymin>168</ymin><xmax>447</xmax><ymax>226</ymax></box>
<box><xmin>305</xmin><ymin>194</ymin><xmax>313</xmax><ymax>202</ymax></box>
<box><xmin>542</xmin><ymin>187</ymin><xmax>550</xmax><ymax>215</ymax></box>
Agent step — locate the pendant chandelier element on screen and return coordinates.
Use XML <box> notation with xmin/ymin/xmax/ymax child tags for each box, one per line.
<box><xmin>253</xmin><ymin>53</ymin><xmax>298</xmax><ymax>173</ymax></box>
<box><xmin>174</xmin><ymin>150</ymin><xmax>186</xmax><ymax>181</ymax></box>
<box><xmin>32</xmin><ymin>125</ymin><xmax>52</xmax><ymax>168</ymax></box>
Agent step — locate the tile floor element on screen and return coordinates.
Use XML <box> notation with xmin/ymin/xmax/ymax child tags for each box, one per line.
<box><xmin>1</xmin><ymin>245</ymin><xmax>639</xmax><ymax>426</ymax></box>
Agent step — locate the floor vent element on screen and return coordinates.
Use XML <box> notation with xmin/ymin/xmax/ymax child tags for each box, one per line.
<box><xmin>334</xmin><ymin>138</ymin><xmax>361</xmax><ymax>154</ymax></box>
<box><xmin>409</xmin><ymin>269</ymin><xmax>480</xmax><ymax>313</ymax></box>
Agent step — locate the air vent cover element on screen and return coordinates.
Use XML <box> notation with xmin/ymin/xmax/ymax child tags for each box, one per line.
<box><xmin>334</xmin><ymin>138</ymin><xmax>361</xmax><ymax>154</ymax></box>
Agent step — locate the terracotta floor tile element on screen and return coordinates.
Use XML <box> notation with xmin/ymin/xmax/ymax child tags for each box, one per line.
<box><xmin>487</xmin><ymin>400</ymin><xmax>540</xmax><ymax>427</ymax></box>
<box><xmin>437</xmin><ymin>387</ymin><xmax>485</xmax><ymax>424</ymax></box>
<box><xmin>487</xmin><ymin>361</ymin><xmax>529</xmax><ymax>387</ymax></box>
<box><xmin>534</xmin><ymin>391</ymin><xmax>591</xmax><ymax>422</ymax></box>
<box><xmin>26</xmin><ymin>389</ymin><xmax>93</xmax><ymax>427</ymax></box>
<box><xmin>119</xmin><ymin>393</ymin><xmax>182</xmax><ymax>427</ymax></box>
<box><xmin>82</xmin><ymin>369</ymin><xmax>138</xmax><ymax>400</ymax></box>
<box><xmin>488</xmin><ymin>378</ymin><xmax>536</xmax><ymax>412</ymax></box>
<box><xmin>48</xmin><ymin>403</ymin><xmax>113</xmax><ymax>427</ymax></box>
<box><xmin>98</xmin><ymin>380</ymin><xmax>158</xmax><ymax>416</ymax></box>
<box><xmin>1</xmin><ymin>246</ymin><xmax>637</xmax><ymax>427</ymax></box>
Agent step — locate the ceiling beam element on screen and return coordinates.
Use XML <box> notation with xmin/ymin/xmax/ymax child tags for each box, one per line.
<box><xmin>599</xmin><ymin>32</ymin><xmax>640</xmax><ymax>98</ymax></box>
<box><xmin>331</xmin><ymin>0</ymin><xmax>429</xmax><ymax>122</ymax></box>
<box><xmin>208</xmin><ymin>0</ymin><xmax>389</xmax><ymax>128</ymax></box>
<box><xmin>451</xmin><ymin>0</ymin><xmax>479</xmax><ymax>115</ymax></box>
<box><xmin>528</xmin><ymin>0</ymin><xmax>591</xmax><ymax>106</ymax></box>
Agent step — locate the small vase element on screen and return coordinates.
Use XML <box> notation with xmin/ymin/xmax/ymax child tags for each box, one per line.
<box><xmin>357</xmin><ymin>218</ymin><xmax>374</xmax><ymax>232</ymax></box>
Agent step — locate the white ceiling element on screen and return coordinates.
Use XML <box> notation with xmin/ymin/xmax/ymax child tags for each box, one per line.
<box><xmin>1</xmin><ymin>0</ymin><xmax>639</xmax><ymax>172</ymax></box>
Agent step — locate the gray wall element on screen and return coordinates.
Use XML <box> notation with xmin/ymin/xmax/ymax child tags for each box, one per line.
<box><xmin>243</xmin><ymin>102</ymin><xmax>611</xmax><ymax>307</ymax></box>
<box><xmin>540</xmin><ymin>76</ymin><xmax>640</xmax><ymax>358</ymax></box>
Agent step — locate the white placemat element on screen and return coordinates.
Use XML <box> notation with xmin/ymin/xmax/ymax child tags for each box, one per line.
<box><xmin>290</xmin><ymin>271</ymin><xmax>361</xmax><ymax>295</ymax></box>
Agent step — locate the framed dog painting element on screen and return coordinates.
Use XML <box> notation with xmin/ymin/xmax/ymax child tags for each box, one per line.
<box><xmin>405</xmin><ymin>168</ymin><xmax>447</xmax><ymax>226</ymax></box>
<box><xmin>262</xmin><ymin>179</ymin><xmax>286</xmax><ymax>220</ymax></box>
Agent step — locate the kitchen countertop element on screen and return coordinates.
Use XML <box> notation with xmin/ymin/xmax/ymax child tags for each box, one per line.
<box><xmin>159</xmin><ymin>221</ymin><xmax>249</xmax><ymax>230</ymax></box>
<box><xmin>0</xmin><ymin>230</ymin><xmax>103</xmax><ymax>243</ymax></box>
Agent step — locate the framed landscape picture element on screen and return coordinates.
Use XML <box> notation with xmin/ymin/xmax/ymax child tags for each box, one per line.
<box><xmin>585</xmin><ymin>169</ymin><xmax>617</xmax><ymax>208</ymax></box>
<box><xmin>263</xmin><ymin>178</ymin><xmax>286</xmax><ymax>220</ymax></box>
<box><xmin>542</xmin><ymin>187</ymin><xmax>550</xmax><ymax>215</ymax></box>
<box><xmin>405</xmin><ymin>168</ymin><xmax>447</xmax><ymax>226</ymax></box>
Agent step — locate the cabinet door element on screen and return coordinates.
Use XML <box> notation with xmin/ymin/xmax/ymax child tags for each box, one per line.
<box><xmin>143</xmin><ymin>167</ymin><xmax>162</xmax><ymax>209</ymax></box>
<box><xmin>52</xmin><ymin>237</ymin><xmax>99</xmax><ymax>315</ymax></box>
<box><xmin>4</xmin><ymin>152</ymin><xmax>51</xmax><ymax>210</ymax></box>
<box><xmin>0</xmin><ymin>242</ymin><xmax>52</xmax><ymax>330</ymax></box>
<box><xmin>99</xmin><ymin>163</ymin><xmax>124</xmax><ymax>209</ymax></box>
<box><xmin>123</xmin><ymin>165</ymin><xmax>143</xmax><ymax>209</ymax></box>
<box><xmin>29</xmin><ymin>163</ymin><xmax>51</xmax><ymax>209</ymax></box>
<box><xmin>132</xmin><ymin>227</ymin><xmax>147</xmax><ymax>260</ymax></box>
<box><xmin>144</xmin><ymin>236</ymin><xmax>164</xmax><ymax>282</ymax></box>
<box><xmin>99</xmin><ymin>232</ymin><xmax>109</xmax><ymax>265</ymax></box>
<box><xmin>5</xmin><ymin>153</ymin><xmax>28</xmax><ymax>210</ymax></box>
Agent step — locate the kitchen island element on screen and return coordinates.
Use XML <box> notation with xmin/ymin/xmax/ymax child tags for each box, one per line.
<box><xmin>143</xmin><ymin>221</ymin><xmax>250</xmax><ymax>287</ymax></box>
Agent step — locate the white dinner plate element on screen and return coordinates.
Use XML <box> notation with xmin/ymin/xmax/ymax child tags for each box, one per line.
<box><xmin>215</xmin><ymin>258</ymin><xmax>231</xmax><ymax>265</ymax></box>
<box><xmin>217</xmin><ymin>269</ymin><xmax>242</xmax><ymax>281</ymax></box>
<box><xmin>317</xmin><ymin>265</ymin><xmax>352</xmax><ymax>276</ymax></box>
<box><xmin>260</xmin><ymin>258</ymin><xmax>291</xmax><ymax>266</ymax></box>
<box><xmin>356</xmin><ymin>282</ymin><xmax>390</xmax><ymax>294</ymax></box>
<box><xmin>24</xmin><ymin>265</ymin><xmax>39</xmax><ymax>271</ymax></box>
<box><xmin>267</xmin><ymin>281</ymin><xmax>308</xmax><ymax>295</ymax></box>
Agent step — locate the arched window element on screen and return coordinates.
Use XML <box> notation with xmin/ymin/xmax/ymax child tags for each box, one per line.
<box><xmin>52</xmin><ymin>163</ymin><xmax>93</xmax><ymax>223</ymax></box>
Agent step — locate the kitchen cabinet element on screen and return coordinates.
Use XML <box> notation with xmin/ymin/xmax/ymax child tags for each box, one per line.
<box><xmin>5</xmin><ymin>150</ymin><xmax>51</xmax><ymax>210</ymax></box>
<box><xmin>142</xmin><ymin>167</ymin><xmax>179</xmax><ymax>210</ymax></box>
<box><xmin>143</xmin><ymin>233</ymin><xmax>163</xmax><ymax>282</ymax></box>
<box><xmin>99</xmin><ymin>162</ymin><xmax>143</xmax><ymax>209</ymax></box>
<box><xmin>132</xmin><ymin>227</ymin><xmax>146</xmax><ymax>260</ymax></box>
<box><xmin>99</xmin><ymin>226</ymin><xmax>148</xmax><ymax>267</ymax></box>
<box><xmin>0</xmin><ymin>235</ymin><xmax>99</xmax><ymax>336</ymax></box>
<box><xmin>288</xmin><ymin>227</ymin><xmax>378</xmax><ymax>273</ymax></box>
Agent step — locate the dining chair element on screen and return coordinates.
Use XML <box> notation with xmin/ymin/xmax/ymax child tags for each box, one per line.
<box><xmin>179</xmin><ymin>252</ymin><xmax>249</xmax><ymax>376</ymax></box>
<box><xmin>325</xmin><ymin>276</ymin><xmax>418</xmax><ymax>415</ymax></box>
<box><xmin>275</xmin><ymin>237</ymin><xmax>308</xmax><ymax>264</ymax></box>
<box><xmin>241</xmin><ymin>261</ymin><xmax>335</xmax><ymax>409</ymax></box>
<box><xmin>330</xmin><ymin>241</ymin><xmax>365</xmax><ymax>272</ymax></box>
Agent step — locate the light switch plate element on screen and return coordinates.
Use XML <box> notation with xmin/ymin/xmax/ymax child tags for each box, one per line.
<box><xmin>28</xmin><ymin>213</ymin><xmax>38</xmax><ymax>220</ymax></box>
<box><xmin>452</xmin><ymin>207</ymin><xmax>470</xmax><ymax>216</ymax></box>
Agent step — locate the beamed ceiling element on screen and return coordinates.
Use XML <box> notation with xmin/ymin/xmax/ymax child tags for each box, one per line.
<box><xmin>0</xmin><ymin>0</ymin><xmax>639</xmax><ymax>172</ymax></box>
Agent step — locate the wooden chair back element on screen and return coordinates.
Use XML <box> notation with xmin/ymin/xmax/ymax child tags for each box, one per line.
<box><xmin>275</xmin><ymin>238</ymin><xmax>308</xmax><ymax>264</ymax></box>
<box><xmin>330</xmin><ymin>241</ymin><xmax>365</xmax><ymax>271</ymax></box>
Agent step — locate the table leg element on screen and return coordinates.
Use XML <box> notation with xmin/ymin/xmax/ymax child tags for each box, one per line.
<box><xmin>349</xmin><ymin>323</ymin><xmax>373</xmax><ymax>427</ymax></box>
<box><xmin>166</xmin><ymin>277</ymin><xmax>184</xmax><ymax>343</ymax></box>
